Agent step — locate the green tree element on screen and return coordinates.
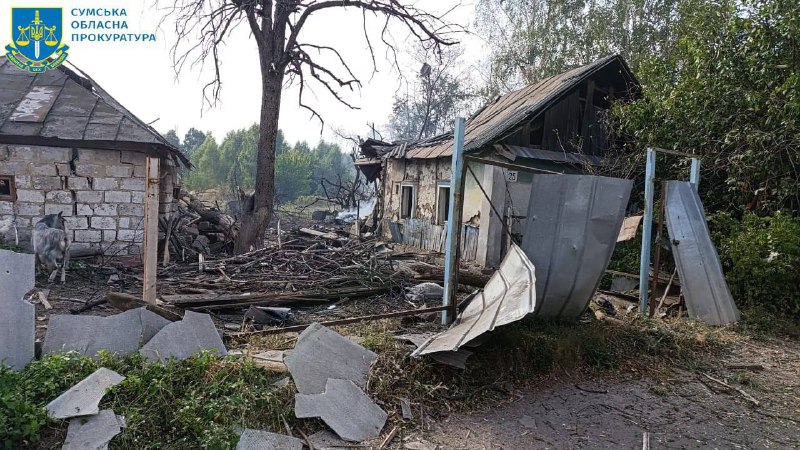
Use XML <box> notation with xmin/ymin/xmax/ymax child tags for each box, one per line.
<box><xmin>614</xmin><ymin>0</ymin><xmax>800</xmax><ymax>213</ymax></box>
<box><xmin>182</xmin><ymin>128</ymin><xmax>207</xmax><ymax>160</ymax></box>
<box><xmin>185</xmin><ymin>134</ymin><xmax>221</xmax><ymax>190</ymax></box>
<box><xmin>275</xmin><ymin>150</ymin><xmax>313</xmax><ymax>204</ymax></box>
<box><xmin>164</xmin><ymin>129</ymin><xmax>181</xmax><ymax>148</ymax></box>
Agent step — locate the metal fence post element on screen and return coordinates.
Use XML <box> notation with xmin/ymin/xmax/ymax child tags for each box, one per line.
<box><xmin>690</xmin><ymin>158</ymin><xmax>700</xmax><ymax>189</ymax></box>
<box><xmin>442</xmin><ymin>117</ymin><xmax>466</xmax><ymax>325</ymax></box>
<box><xmin>638</xmin><ymin>148</ymin><xmax>656</xmax><ymax>314</ymax></box>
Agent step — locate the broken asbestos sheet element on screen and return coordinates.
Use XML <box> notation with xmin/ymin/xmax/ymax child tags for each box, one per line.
<box><xmin>411</xmin><ymin>244</ymin><xmax>536</xmax><ymax>359</ymax></box>
<box><xmin>43</xmin><ymin>308</ymin><xmax>170</xmax><ymax>357</ymax></box>
<box><xmin>0</xmin><ymin>249</ymin><xmax>35</xmax><ymax>370</ymax></box>
<box><xmin>46</xmin><ymin>368</ymin><xmax>125</xmax><ymax>419</ymax></box>
<box><xmin>295</xmin><ymin>378</ymin><xmax>388</xmax><ymax>442</ymax></box>
<box><xmin>285</xmin><ymin>323</ymin><xmax>377</xmax><ymax>394</ymax></box>
<box><xmin>62</xmin><ymin>409</ymin><xmax>125</xmax><ymax>450</ymax></box>
<box><xmin>665</xmin><ymin>181</ymin><xmax>739</xmax><ymax>325</ymax></box>
<box><xmin>139</xmin><ymin>311</ymin><xmax>227</xmax><ymax>363</ymax></box>
<box><xmin>236</xmin><ymin>429</ymin><xmax>304</xmax><ymax>450</ymax></box>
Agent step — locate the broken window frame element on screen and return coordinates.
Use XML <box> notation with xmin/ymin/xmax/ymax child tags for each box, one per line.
<box><xmin>399</xmin><ymin>183</ymin><xmax>416</xmax><ymax>219</ymax></box>
<box><xmin>0</xmin><ymin>175</ymin><xmax>16</xmax><ymax>201</ymax></box>
<box><xmin>435</xmin><ymin>181</ymin><xmax>451</xmax><ymax>224</ymax></box>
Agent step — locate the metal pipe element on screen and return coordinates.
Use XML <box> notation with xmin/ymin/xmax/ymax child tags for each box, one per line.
<box><xmin>442</xmin><ymin>117</ymin><xmax>466</xmax><ymax>325</ymax></box>
<box><xmin>638</xmin><ymin>148</ymin><xmax>656</xmax><ymax>314</ymax></box>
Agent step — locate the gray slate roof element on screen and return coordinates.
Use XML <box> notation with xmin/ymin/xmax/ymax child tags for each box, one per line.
<box><xmin>0</xmin><ymin>56</ymin><xmax>187</xmax><ymax>166</ymax></box>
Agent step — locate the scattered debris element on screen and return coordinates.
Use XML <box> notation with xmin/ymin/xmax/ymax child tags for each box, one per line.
<box><xmin>700</xmin><ymin>372</ymin><xmax>760</xmax><ymax>406</ymax></box>
<box><xmin>62</xmin><ymin>409</ymin><xmax>125</xmax><ymax>450</ymax></box>
<box><xmin>139</xmin><ymin>311</ymin><xmax>227</xmax><ymax>363</ymax></box>
<box><xmin>610</xmin><ymin>276</ymin><xmax>638</xmax><ymax>293</ymax></box>
<box><xmin>37</xmin><ymin>289</ymin><xmax>53</xmax><ymax>310</ymax></box>
<box><xmin>285</xmin><ymin>323</ymin><xmax>377</xmax><ymax>394</ymax></box>
<box><xmin>295</xmin><ymin>378</ymin><xmax>388</xmax><ymax>442</ymax></box>
<box><xmin>404</xmin><ymin>439</ymin><xmax>438</xmax><ymax>450</ymax></box>
<box><xmin>617</xmin><ymin>215</ymin><xmax>643</xmax><ymax>242</ymax></box>
<box><xmin>725</xmin><ymin>363</ymin><xmax>765</xmax><ymax>372</ymax></box>
<box><xmin>46</xmin><ymin>368</ymin><xmax>125</xmax><ymax>419</ymax></box>
<box><xmin>521</xmin><ymin>174</ymin><xmax>632</xmax><ymax>320</ymax></box>
<box><xmin>404</xmin><ymin>282</ymin><xmax>444</xmax><ymax>302</ymax></box>
<box><xmin>665</xmin><ymin>181</ymin><xmax>739</xmax><ymax>325</ymax></box>
<box><xmin>0</xmin><ymin>249</ymin><xmax>35</xmax><ymax>370</ymax></box>
<box><xmin>236</xmin><ymin>429</ymin><xmax>304</xmax><ymax>450</ymax></box>
<box><xmin>412</xmin><ymin>245</ymin><xmax>535</xmax><ymax>360</ymax></box>
<box><xmin>105</xmin><ymin>292</ymin><xmax>182</xmax><ymax>321</ymax></box>
<box><xmin>430</xmin><ymin>349</ymin><xmax>474</xmax><ymax>369</ymax></box>
<box><xmin>245</xmin><ymin>306</ymin><xmax>290</xmax><ymax>325</ymax></box>
<box><xmin>250</xmin><ymin>350</ymin><xmax>288</xmax><ymax>372</ymax></box>
<box><xmin>271</xmin><ymin>377</ymin><xmax>291</xmax><ymax>389</ymax></box>
<box><xmin>307</xmin><ymin>430</ymin><xmax>350</xmax><ymax>450</ymax></box>
<box><xmin>43</xmin><ymin>308</ymin><xmax>170</xmax><ymax>357</ymax></box>
<box><xmin>400</xmin><ymin>397</ymin><xmax>413</xmax><ymax>420</ymax></box>
<box><xmin>379</xmin><ymin>425</ymin><xmax>399</xmax><ymax>449</ymax></box>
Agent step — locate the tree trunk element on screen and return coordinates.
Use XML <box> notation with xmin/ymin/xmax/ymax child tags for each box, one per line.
<box><xmin>235</xmin><ymin>72</ymin><xmax>283</xmax><ymax>254</ymax></box>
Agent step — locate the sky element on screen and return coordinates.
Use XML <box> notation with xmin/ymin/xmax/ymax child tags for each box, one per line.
<box><xmin>2</xmin><ymin>0</ymin><xmax>486</xmax><ymax>149</ymax></box>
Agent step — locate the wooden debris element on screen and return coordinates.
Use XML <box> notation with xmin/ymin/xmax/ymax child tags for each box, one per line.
<box><xmin>38</xmin><ymin>289</ymin><xmax>52</xmax><ymax>310</ymax></box>
<box><xmin>378</xmin><ymin>426</ymin><xmax>399</xmax><ymax>449</ymax></box>
<box><xmin>701</xmin><ymin>372</ymin><xmax>760</xmax><ymax>406</ymax></box>
<box><xmin>105</xmin><ymin>292</ymin><xmax>181</xmax><ymax>322</ymax></box>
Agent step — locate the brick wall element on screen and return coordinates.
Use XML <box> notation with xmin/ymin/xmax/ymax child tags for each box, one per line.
<box><xmin>0</xmin><ymin>145</ymin><xmax>176</xmax><ymax>256</ymax></box>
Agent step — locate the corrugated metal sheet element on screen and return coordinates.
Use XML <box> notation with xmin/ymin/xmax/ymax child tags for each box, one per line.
<box><xmin>501</xmin><ymin>144</ymin><xmax>606</xmax><ymax>166</ymax></box>
<box><xmin>0</xmin><ymin>56</ymin><xmax>186</xmax><ymax>166</ymax></box>
<box><xmin>521</xmin><ymin>174</ymin><xmax>632</xmax><ymax>319</ymax></box>
<box><xmin>412</xmin><ymin>244</ymin><xmax>536</xmax><ymax>357</ymax></box>
<box><xmin>386</xmin><ymin>55</ymin><xmax>637</xmax><ymax>160</ymax></box>
<box><xmin>665</xmin><ymin>181</ymin><xmax>739</xmax><ymax>325</ymax></box>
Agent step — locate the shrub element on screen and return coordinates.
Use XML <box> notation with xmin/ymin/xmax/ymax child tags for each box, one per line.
<box><xmin>709</xmin><ymin>212</ymin><xmax>800</xmax><ymax>318</ymax></box>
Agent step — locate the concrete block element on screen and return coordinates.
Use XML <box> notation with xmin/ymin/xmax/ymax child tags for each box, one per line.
<box><xmin>236</xmin><ymin>429</ymin><xmax>304</xmax><ymax>450</ymax></box>
<box><xmin>91</xmin><ymin>217</ymin><xmax>117</xmax><ymax>230</ymax></box>
<box><xmin>94</xmin><ymin>204</ymin><xmax>118</xmax><ymax>217</ymax></box>
<box><xmin>93</xmin><ymin>178</ymin><xmax>117</xmax><ymax>190</ymax></box>
<box><xmin>106</xmin><ymin>165</ymin><xmax>133</xmax><ymax>177</ymax></box>
<box><xmin>105</xmin><ymin>191</ymin><xmax>131</xmax><ymax>203</ymax></box>
<box><xmin>76</xmin><ymin>191</ymin><xmax>103</xmax><ymax>203</ymax></box>
<box><xmin>118</xmin><ymin>204</ymin><xmax>144</xmax><ymax>216</ymax></box>
<box><xmin>65</xmin><ymin>217</ymin><xmax>88</xmax><ymax>230</ymax></box>
<box><xmin>133</xmin><ymin>165</ymin><xmax>146</xmax><ymax>177</ymax></box>
<box><xmin>68</xmin><ymin>177</ymin><xmax>90</xmax><ymax>190</ymax></box>
<box><xmin>130</xmin><ymin>192</ymin><xmax>144</xmax><ymax>204</ymax></box>
<box><xmin>117</xmin><ymin>229</ymin><xmax>142</xmax><ymax>242</ymax></box>
<box><xmin>74</xmin><ymin>163</ymin><xmax>105</xmax><ymax>178</ymax></box>
<box><xmin>33</xmin><ymin>146</ymin><xmax>72</xmax><ymax>163</ymax></box>
<box><xmin>126</xmin><ymin>245</ymin><xmax>142</xmax><ymax>255</ymax></box>
<box><xmin>45</xmin><ymin>203</ymin><xmax>73</xmax><ymax>217</ymax></box>
<box><xmin>0</xmin><ymin>249</ymin><xmax>35</xmax><ymax>370</ymax></box>
<box><xmin>30</xmin><ymin>164</ymin><xmax>58</xmax><ymax>176</ymax></box>
<box><xmin>74</xmin><ymin>230</ymin><xmax>102</xmax><ymax>243</ymax></box>
<box><xmin>103</xmin><ymin>230</ymin><xmax>117</xmax><ymax>241</ymax></box>
<box><xmin>43</xmin><ymin>308</ymin><xmax>170</xmax><ymax>357</ymax></box>
<box><xmin>76</xmin><ymin>203</ymin><xmax>94</xmax><ymax>216</ymax></box>
<box><xmin>294</xmin><ymin>379</ymin><xmax>387</xmax><ymax>442</ymax></box>
<box><xmin>78</xmin><ymin>148</ymin><xmax>120</xmax><ymax>165</ymax></box>
<box><xmin>32</xmin><ymin>176</ymin><xmax>63</xmax><ymax>190</ymax></box>
<box><xmin>120</xmin><ymin>151</ymin><xmax>147</xmax><ymax>165</ymax></box>
<box><xmin>15</xmin><ymin>189</ymin><xmax>45</xmax><ymax>203</ymax></box>
<box><xmin>45</xmin><ymin>368</ymin><xmax>125</xmax><ymax>419</ymax></box>
<box><xmin>16</xmin><ymin>202</ymin><xmax>43</xmax><ymax>216</ymax></box>
<box><xmin>0</xmin><ymin>201</ymin><xmax>12</xmax><ymax>214</ymax></box>
<box><xmin>120</xmin><ymin>178</ymin><xmax>145</xmax><ymax>191</ymax></box>
<box><xmin>139</xmin><ymin>311</ymin><xmax>227</xmax><ymax>363</ymax></box>
<box><xmin>285</xmin><ymin>323</ymin><xmax>377</xmax><ymax>394</ymax></box>
<box><xmin>14</xmin><ymin>175</ymin><xmax>32</xmax><ymax>189</ymax></box>
<box><xmin>45</xmin><ymin>190</ymin><xmax>74</xmax><ymax>204</ymax></box>
<box><xmin>63</xmin><ymin>409</ymin><xmax>124</xmax><ymax>450</ymax></box>
<box><xmin>56</xmin><ymin>163</ymin><xmax>72</xmax><ymax>176</ymax></box>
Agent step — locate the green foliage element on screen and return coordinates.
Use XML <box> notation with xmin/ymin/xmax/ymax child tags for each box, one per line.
<box><xmin>0</xmin><ymin>353</ymin><xmax>292</xmax><ymax>449</ymax></box>
<box><xmin>275</xmin><ymin>149</ymin><xmax>312</xmax><ymax>203</ymax></box>
<box><xmin>615</xmin><ymin>0</ymin><xmax>800</xmax><ymax>213</ymax></box>
<box><xmin>163</xmin><ymin>129</ymin><xmax>181</xmax><ymax>149</ymax></box>
<box><xmin>182</xmin><ymin>128</ymin><xmax>207</xmax><ymax>160</ymax></box>
<box><xmin>709</xmin><ymin>212</ymin><xmax>800</xmax><ymax>318</ymax></box>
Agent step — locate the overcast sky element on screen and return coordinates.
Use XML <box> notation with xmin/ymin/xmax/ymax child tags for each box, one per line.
<box><xmin>3</xmin><ymin>0</ymin><xmax>485</xmax><ymax>149</ymax></box>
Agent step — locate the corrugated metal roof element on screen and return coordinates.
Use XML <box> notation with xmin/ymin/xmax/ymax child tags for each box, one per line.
<box><xmin>375</xmin><ymin>55</ymin><xmax>637</xmax><ymax>161</ymax></box>
<box><xmin>664</xmin><ymin>181</ymin><xmax>739</xmax><ymax>325</ymax></box>
<box><xmin>520</xmin><ymin>174</ymin><xmax>632</xmax><ymax>319</ymax></box>
<box><xmin>0</xmin><ymin>56</ymin><xmax>187</xmax><ymax>166</ymax></box>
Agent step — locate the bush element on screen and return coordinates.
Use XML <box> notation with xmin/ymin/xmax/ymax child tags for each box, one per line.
<box><xmin>709</xmin><ymin>212</ymin><xmax>800</xmax><ymax>319</ymax></box>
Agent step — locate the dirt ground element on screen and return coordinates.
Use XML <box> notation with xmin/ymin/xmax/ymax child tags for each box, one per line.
<box><xmin>422</xmin><ymin>337</ymin><xmax>800</xmax><ymax>449</ymax></box>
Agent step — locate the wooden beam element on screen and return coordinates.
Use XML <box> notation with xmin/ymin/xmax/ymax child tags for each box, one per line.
<box><xmin>581</xmin><ymin>79</ymin><xmax>595</xmax><ymax>152</ymax></box>
<box><xmin>142</xmin><ymin>157</ymin><xmax>160</xmax><ymax>306</ymax></box>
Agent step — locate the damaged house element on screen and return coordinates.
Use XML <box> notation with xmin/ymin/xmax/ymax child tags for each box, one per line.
<box><xmin>0</xmin><ymin>56</ymin><xmax>188</xmax><ymax>256</ymax></box>
<box><xmin>356</xmin><ymin>55</ymin><xmax>639</xmax><ymax>267</ymax></box>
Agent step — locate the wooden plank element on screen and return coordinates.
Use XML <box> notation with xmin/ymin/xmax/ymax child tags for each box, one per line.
<box><xmin>142</xmin><ymin>157</ymin><xmax>160</xmax><ymax>306</ymax></box>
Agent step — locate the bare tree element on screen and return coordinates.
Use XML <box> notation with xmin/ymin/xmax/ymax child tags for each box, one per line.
<box><xmin>161</xmin><ymin>0</ymin><xmax>460</xmax><ymax>253</ymax></box>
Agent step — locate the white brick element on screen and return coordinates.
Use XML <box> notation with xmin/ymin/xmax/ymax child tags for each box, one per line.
<box><xmin>118</xmin><ymin>204</ymin><xmax>144</xmax><ymax>216</ymax></box>
<box><xmin>133</xmin><ymin>165</ymin><xmax>146</xmax><ymax>177</ymax></box>
<box><xmin>78</xmin><ymin>148</ymin><xmax>120</xmax><ymax>164</ymax></box>
<box><xmin>45</xmin><ymin>204</ymin><xmax>73</xmax><ymax>216</ymax></box>
<box><xmin>14</xmin><ymin>175</ymin><xmax>32</xmax><ymax>189</ymax></box>
<box><xmin>117</xmin><ymin>229</ymin><xmax>143</xmax><ymax>242</ymax></box>
<box><xmin>45</xmin><ymin>190</ymin><xmax>73</xmax><ymax>204</ymax></box>
<box><xmin>74</xmin><ymin>230</ymin><xmax>102</xmax><ymax>243</ymax></box>
<box><xmin>120</xmin><ymin>151</ymin><xmax>147</xmax><ymax>165</ymax></box>
<box><xmin>56</xmin><ymin>163</ymin><xmax>71</xmax><ymax>176</ymax></box>
<box><xmin>120</xmin><ymin>178</ymin><xmax>145</xmax><ymax>191</ymax></box>
<box><xmin>94</xmin><ymin>204</ymin><xmax>118</xmax><ymax>216</ymax></box>
<box><xmin>32</xmin><ymin>176</ymin><xmax>62</xmax><ymax>190</ymax></box>
<box><xmin>93</xmin><ymin>177</ymin><xmax>117</xmax><ymax>190</ymax></box>
<box><xmin>0</xmin><ymin>201</ymin><xmax>12</xmax><ymax>214</ymax></box>
<box><xmin>106</xmin><ymin>165</ymin><xmax>133</xmax><ymax>177</ymax></box>
<box><xmin>74</xmin><ymin>163</ymin><xmax>105</xmax><ymax>178</ymax></box>
<box><xmin>90</xmin><ymin>216</ymin><xmax>116</xmax><ymax>229</ymax></box>
<box><xmin>104</xmin><ymin>191</ymin><xmax>131</xmax><ymax>203</ymax></box>
<box><xmin>76</xmin><ymin>191</ymin><xmax>103</xmax><ymax>203</ymax></box>
<box><xmin>103</xmin><ymin>230</ymin><xmax>116</xmax><ymax>241</ymax></box>
<box><xmin>16</xmin><ymin>202</ymin><xmax>42</xmax><ymax>216</ymax></box>
<box><xmin>76</xmin><ymin>203</ymin><xmax>94</xmax><ymax>216</ymax></box>
<box><xmin>131</xmin><ymin>192</ymin><xmax>144</xmax><ymax>204</ymax></box>
<box><xmin>29</xmin><ymin>164</ymin><xmax>58</xmax><ymax>176</ymax></box>
<box><xmin>68</xmin><ymin>177</ymin><xmax>90</xmax><ymax>190</ymax></box>
<box><xmin>15</xmin><ymin>189</ymin><xmax>45</xmax><ymax>203</ymax></box>
<box><xmin>65</xmin><ymin>216</ymin><xmax>88</xmax><ymax>229</ymax></box>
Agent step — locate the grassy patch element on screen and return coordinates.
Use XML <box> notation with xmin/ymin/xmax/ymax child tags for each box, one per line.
<box><xmin>1</xmin><ymin>352</ymin><xmax>293</xmax><ymax>450</ymax></box>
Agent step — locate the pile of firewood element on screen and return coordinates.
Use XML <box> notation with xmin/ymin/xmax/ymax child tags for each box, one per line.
<box><xmin>160</xmin><ymin>190</ymin><xmax>238</xmax><ymax>259</ymax></box>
